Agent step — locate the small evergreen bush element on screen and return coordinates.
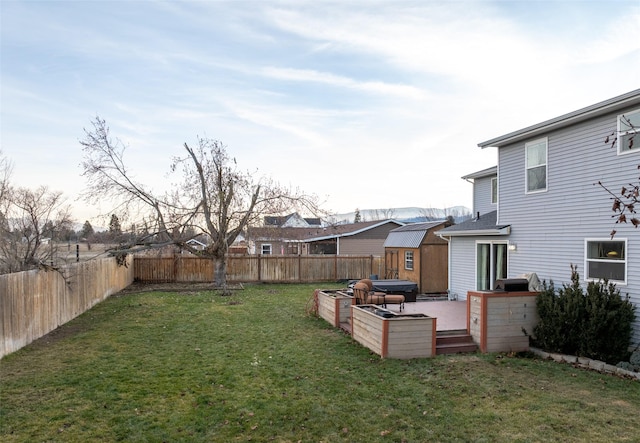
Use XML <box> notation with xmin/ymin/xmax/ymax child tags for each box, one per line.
<box><xmin>532</xmin><ymin>266</ymin><xmax>636</xmax><ymax>364</ymax></box>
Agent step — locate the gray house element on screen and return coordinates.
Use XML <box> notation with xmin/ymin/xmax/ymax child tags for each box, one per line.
<box><xmin>438</xmin><ymin>89</ymin><xmax>640</xmax><ymax>345</ymax></box>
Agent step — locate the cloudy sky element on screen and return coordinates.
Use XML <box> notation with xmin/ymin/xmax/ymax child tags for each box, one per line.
<box><xmin>1</xmin><ymin>0</ymin><xmax>639</xmax><ymax>224</ymax></box>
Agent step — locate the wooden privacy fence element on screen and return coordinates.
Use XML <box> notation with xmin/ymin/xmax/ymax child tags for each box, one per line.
<box><xmin>134</xmin><ymin>255</ymin><xmax>384</xmax><ymax>283</ymax></box>
<box><xmin>0</xmin><ymin>256</ymin><xmax>134</xmax><ymax>358</ymax></box>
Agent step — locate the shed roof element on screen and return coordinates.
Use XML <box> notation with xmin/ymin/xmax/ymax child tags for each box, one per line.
<box><xmin>384</xmin><ymin>221</ymin><xmax>447</xmax><ymax>248</ymax></box>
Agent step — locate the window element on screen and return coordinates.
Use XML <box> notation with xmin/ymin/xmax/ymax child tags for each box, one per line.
<box><xmin>491</xmin><ymin>177</ymin><xmax>498</xmax><ymax>204</ymax></box>
<box><xmin>477</xmin><ymin>242</ymin><xmax>508</xmax><ymax>290</ymax></box>
<box><xmin>405</xmin><ymin>251</ymin><xmax>414</xmax><ymax>270</ymax></box>
<box><xmin>617</xmin><ymin>109</ymin><xmax>640</xmax><ymax>154</ymax></box>
<box><xmin>261</xmin><ymin>244</ymin><xmax>272</xmax><ymax>255</ymax></box>
<box><xmin>525</xmin><ymin>138</ymin><xmax>547</xmax><ymax>193</ymax></box>
<box><xmin>585</xmin><ymin>239</ymin><xmax>626</xmax><ymax>284</ymax></box>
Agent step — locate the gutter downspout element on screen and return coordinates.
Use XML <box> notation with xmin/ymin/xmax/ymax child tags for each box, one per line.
<box><xmin>437</xmin><ymin>232</ymin><xmax>452</xmax><ymax>297</ymax></box>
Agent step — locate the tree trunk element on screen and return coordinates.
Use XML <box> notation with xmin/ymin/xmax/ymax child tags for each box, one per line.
<box><xmin>214</xmin><ymin>256</ymin><xmax>227</xmax><ymax>288</ymax></box>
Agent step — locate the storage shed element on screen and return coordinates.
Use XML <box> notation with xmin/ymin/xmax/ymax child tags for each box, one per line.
<box><xmin>383</xmin><ymin>221</ymin><xmax>451</xmax><ymax>293</ymax></box>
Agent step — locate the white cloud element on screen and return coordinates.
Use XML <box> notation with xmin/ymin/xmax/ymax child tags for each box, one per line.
<box><xmin>2</xmin><ymin>0</ymin><xmax>639</xmax><ymax>220</ymax></box>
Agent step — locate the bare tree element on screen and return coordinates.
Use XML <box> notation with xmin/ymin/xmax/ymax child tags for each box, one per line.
<box><xmin>80</xmin><ymin>117</ymin><xmax>321</xmax><ymax>289</ymax></box>
<box><xmin>418</xmin><ymin>207</ymin><xmax>440</xmax><ymax>221</ymax></box>
<box><xmin>369</xmin><ymin>208</ymin><xmax>396</xmax><ymax>221</ymax></box>
<box><xmin>598</xmin><ymin>114</ymin><xmax>639</xmax><ymax>238</ymax></box>
<box><xmin>0</xmin><ymin>150</ymin><xmax>11</xmax><ymax>206</ymax></box>
<box><xmin>0</xmin><ymin>185</ymin><xmax>72</xmax><ymax>273</ymax></box>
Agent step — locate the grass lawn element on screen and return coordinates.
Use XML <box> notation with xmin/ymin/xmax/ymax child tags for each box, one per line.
<box><xmin>1</xmin><ymin>283</ymin><xmax>639</xmax><ymax>442</ymax></box>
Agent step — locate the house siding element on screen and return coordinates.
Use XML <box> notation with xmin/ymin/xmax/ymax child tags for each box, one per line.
<box><xmin>447</xmin><ymin>235</ymin><xmax>510</xmax><ymax>301</ymax></box>
<box><xmin>449</xmin><ymin>102</ymin><xmax>640</xmax><ymax>345</ymax></box>
<box><xmin>473</xmin><ymin>175</ymin><xmax>497</xmax><ymax>215</ymax></box>
<box><xmin>340</xmin><ymin>238</ymin><xmax>386</xmax><ymax>255</ymax></box>
<box><xmin>339</xmin><ymin>222</ymin><xmax>403</xmax><ymax>256</ymax></box>
<box><xmin>498</xmin><ymin>107</ymin><xmax>640</xmax><ymax>344</ymax></box>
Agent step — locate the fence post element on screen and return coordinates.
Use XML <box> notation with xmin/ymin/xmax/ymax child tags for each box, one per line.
<box><xmin>258</xmin><ymin>254</ymin><xmax>262</xmax><ymax>283</ymax></box>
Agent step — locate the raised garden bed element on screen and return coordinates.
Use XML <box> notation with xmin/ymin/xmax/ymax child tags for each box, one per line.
<box><xmin>351</xmin><ymin>304</ymin><xmax>436</xmax><ymax>359</ymax></box>
<box><xmin>467</xmin><ymin>290</ymin><xmax>538</xmax><ymax>353</ymax></box>
<box><xmin>315</xmin><ymin>289</ymin><xmax>353</xmax><ymax>328</ymax></box>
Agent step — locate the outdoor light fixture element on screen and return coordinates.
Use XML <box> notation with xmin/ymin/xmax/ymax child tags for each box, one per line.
<box><xmin>508</xmin><ymin>243</ymin><xmax>517</xmax><ymax>251</ymax></box>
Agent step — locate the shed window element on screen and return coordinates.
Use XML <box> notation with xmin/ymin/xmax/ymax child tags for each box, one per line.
<box><xmin>261</xmin><ymin>244</ymin><xmax>272</xmax><ymax>255</ymax></box>
<box><xmin>617</xmin><ymin>109</ymin><xmax>640</xmax><ymax>154</ymax></box>
<box><xmin>585</xmin><ymin>239</ymin><xmax>626</xmax><ymax>284</ymax></box>
<box><xmin>525</xmin><ymin>138</ymin><xmax>547</xmax><ymax>193</ymax></box>
<box><xmin>404</xmin><ymin>251</ymin><xmax>414</xmax><ymax>270</ymax></box>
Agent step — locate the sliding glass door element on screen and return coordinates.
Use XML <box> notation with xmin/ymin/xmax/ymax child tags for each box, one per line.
<box><xmin>476</xmin><ymin>242</ymin><xmax>508</xmax><ymax>290</ymax></box>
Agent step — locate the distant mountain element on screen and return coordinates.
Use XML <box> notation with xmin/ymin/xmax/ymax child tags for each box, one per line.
<box><xmin>326</xmin><ymin>206</ymin><xmax>472</xmax><ymax>225</ymax></box>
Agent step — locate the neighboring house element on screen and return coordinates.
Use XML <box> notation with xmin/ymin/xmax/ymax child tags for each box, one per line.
<box><xmin>304</xmin><ymin>220</ymin><xmax>405</xmax><ymax>256</ymax></box>
<box><xmin>438</xmin><ymin>89</ymin><xmax>640</xmax><ymax>345</ymax></box>
<box><xmin>247</xmin><ymin>220</ymin><xmax>405</xmax><ymax>256</ymax></box>
<box><xmin>264</xmin><ymin>213</ymin><xmax>322</xmax><ymax>228</ymax></box>
<box><xmin>383</xmin><ymin>221</ymin><xmax>452</xmax><ymax>293</ymax></box>
<box><xmin>185</xmin><ymin>238</ymin><xmax>206</xmax><ymax>251</ymax></box>
<box><xmin>246</xmin><ymin>226</ymin><xmax>318</xmax><ymax>255</ymax></box>
<box><xmin>228</xmin><ymin>233</ymin><xmax>248</xmax><ymax>255</ymax></box>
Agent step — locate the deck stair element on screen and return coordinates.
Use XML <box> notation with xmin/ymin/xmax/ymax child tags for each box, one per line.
<box><xmin>436</xmin><ymin>329</ymin><xmax>477</xmax><ymax>355</ymax></box>
<box><xmin>339</xmin><ymin>319</ymin><xmax>352</xmax><ymax>334</ymax></box>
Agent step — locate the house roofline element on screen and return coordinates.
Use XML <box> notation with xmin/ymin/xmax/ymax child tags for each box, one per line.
<box><xmin>437</xmin><ymin>226</ymin><xmax>511</xmax><ymax>237</ymax></box>
<box><xmin>478</xmin><ymin>89</ymin><xmax>640</xmax><ymax>148</ymax></box>
<box><xmin>461</xmin><ymin>165</ymin><xmax>497</xmax><ymax>181</ymax></box>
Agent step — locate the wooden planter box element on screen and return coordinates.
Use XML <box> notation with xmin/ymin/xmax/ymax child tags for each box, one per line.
<box><xmin>351</xmin><ymin>305</ymin><xmax>436</xmax><ymax>359</ymax></box>
<box><xmin>316</xmin><ymin>289</ymin><xmax>353</xmax><ymax>328</ymax></box>
<box><xmin>467</xmin><ymin>291</ymin><xmax>539</xmax><ymax>353</ymax></box>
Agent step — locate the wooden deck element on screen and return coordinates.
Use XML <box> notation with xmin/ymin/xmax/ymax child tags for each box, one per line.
<box><xmin>339</xmin><ymin>300</ymin><xmax>475</xmax><ymax>356</ymax></box>
<box><xmin>384</xmin><ymin>300</ymin><xmax>467</xmax><ymax>332</ymax></box>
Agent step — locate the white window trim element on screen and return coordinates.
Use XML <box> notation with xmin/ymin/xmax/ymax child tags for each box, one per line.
<box><xmin>261</xmin><ymin>244</ymin><xmax>272</xmax><ymax>255</ymax></box>
<box><xmin>617</xmin><ymin>108</ymin><xmax>640</xmax><ymax>156</ymax></box>
<box><xmin>491</xmin><ymin>177</ymin><xmax>498</xmax><ymax>204</ymax></box>
<box><xmin>475</xmin><ymin>240</ymin><xmax>509</xmax><ymax>291</ymax></box>
<box><xmin>525</xmin><ymin>137</ymin><xmax>548</xmax><ymax>194</ymax></box>
<box><xmin>584</xmin><ymin>238</ymin><xmax>627</xmax><ymax>285</ymax></box>
<box><xmin>404</xmin><ymin>250</ymin><xmax>414</xmax><ymax>270</ymax></box>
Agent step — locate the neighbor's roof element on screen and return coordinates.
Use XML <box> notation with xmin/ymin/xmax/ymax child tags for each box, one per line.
<box><xmin>437</xmin><ymin>211</ymin><xmax>510</xmax><ymax>237</ymax></box>
<box><xmin>479</xmin><ymin>89</ymin><xmax>640</xmax><ymax>148</ymax></box>
<box><xmin>304</xmin><ymin>219</ymin><xmax>405</xmax><ymax>242</ymax></box>
<box><xmin>264</xmin><ymin>213</ymin><xmax>322</xmax><ymax>227</ymax></box>
<box><xmin>248</xmin><ymin>219</ymin><xmax>405</xmax><ymax>243</ymax></box>
<box><xmin>384</xmin><ymin>221</ymin><xmax>447</xmax><ymax>248</ymax></box>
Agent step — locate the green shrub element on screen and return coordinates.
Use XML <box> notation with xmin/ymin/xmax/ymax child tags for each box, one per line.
<box><xmin>533</xmin><ymin>266</ymin><xmax>636</xmax><ymax>364</ymax></box>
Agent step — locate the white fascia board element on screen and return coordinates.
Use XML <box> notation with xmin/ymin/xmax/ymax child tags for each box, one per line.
<box><xmin>479</xmin><ymin>90</ymin><xmax>640</xmax><ymax>148</ymax></box>
<box><xmin>437</xmin><ymin>226</ymin><xmax>511</xmax><ymax>237</ymax></box>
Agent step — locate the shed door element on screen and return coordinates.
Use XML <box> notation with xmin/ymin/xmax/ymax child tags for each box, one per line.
<box><xmin>420</xmin><ymin>244</ymin><xmax>448</xmax><ymax>293</ymax></box>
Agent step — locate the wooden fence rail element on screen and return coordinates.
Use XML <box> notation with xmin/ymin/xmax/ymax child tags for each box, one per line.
<box><xmin>0</xmin><ymin>256</ymin><xmax>134</xmax><ymax>359</ymax></box>
<box><xmin>134</xmin><ymin>255</ymin><xmax>385</xmax><ymax>283</ymax></box>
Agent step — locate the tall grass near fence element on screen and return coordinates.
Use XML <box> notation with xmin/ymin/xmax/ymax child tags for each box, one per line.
<box><xmin>0</xmin><ymin>256</ymin><xmax>134</xmax><ymax>358</ymax></box>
